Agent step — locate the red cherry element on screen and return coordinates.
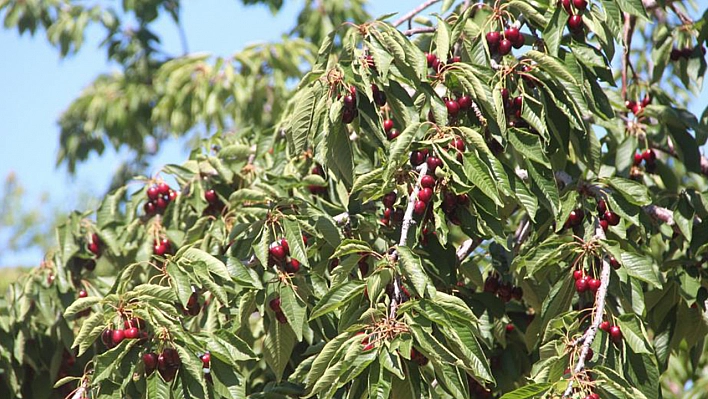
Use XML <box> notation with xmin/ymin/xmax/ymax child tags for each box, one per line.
<box><xmin>382</xmin><ymin>192</ymin><xmax>397</xmax><ymax>208</ymax></box>
<box><xmin>456</xmin><ymin>193</ymin><xmax>469</xmax><ymax>206</ymax></box>
<box><xmin>204</xmin><ymin>189</ymin><xmax>218</xmax><ymax>204</ymax></box>
<box><xmin>604</xmin><ymin>211</ymin><xmax>620</xmax><ymax>226</ymax></box>
<box><xmin>501</xmin><ymin>88</ymin><xmax>510</xmax><ymax>105</ymax></box>
<box><xmin>586</xmin><ymin>347</ymin><xmax>594</xmax><ymax>360</ymax></box>
<box><xmin>275</xmin><ymin>311</ymin><xmax>288</xmax><ymax>324</ymax></box>
<box><xmin>413</xmin><ymin>200</ymin><xmax>427</xmax><ymax>215</ymax></box>
<box><xmin>457</xmin><ymin>95</ymin><xmax>472</xmax><ymax>111</ymax></box>
<box><xmin>143</xmin><ymin>352</ymin><xmax>158</xmax><ymax>375</ymax></box>
<box><xmin>511</xmin><ymin>32</ymin><xmax>525</xmax><ymax>49</ymax></box>
<box><xmin>168</xmin><ymin>190</ymin><xmax>177</xmax><ymax>202</ymax></box>
<box><xmin>284</xmin><ymin>258</ymin><xmax>301</xmax><ymax>273</ymax></box>
<box><xmin>78</xmin><ymin>289</ymin><xmax>88</xmax><ymax>298</ymax></box>
<box><xmin>155</xmin><ymin>197</ymin><xmax>167</xmax><ymax>210</ymax></box>
<box><xmin>157</xmin><ymin>183</ymin><xmax>171</xmax><ymax>195</ymax></box>
<box><xmin>498</xmin><ymin>39</ymin><xmax>512</xmax><ymax>55</ymax></box>
<box><xmin>486</xmin><ymin>31</ymin><xmax>501</xmax><ymax>49</ymax></box>
<box><xmin>609</xmin><ymin>325</ymin><xmax>622</xmax><ymax>343</ymax></box>
<box><xmin>372</xmin><ymin>84</ymin><xmax>387</xmax><ymax>107</ymax></box>
<box><xmin>588</xmin><ymin>278</ymin><xmax>601</xmax><ymax>293</ymax></box>
<box><xmin>505</xmin><ymin>323</ymin><xmax>515</xmax><ymax>333</ymax></box>
<box><xmin>561</xmin><ymin>0</ymin><xmax>572</xmax><ymax>13</ymax></box>
<box><xmin>448</xmin><ymin>56</ymin><xmax>461</xmax><ymax>63</ymax></box>
<box><xmin>144</xmin><ymin>201</ymin><xmax>156</xmax><ymax>215</ymax></box>
<box><xmin>147</xmin><ymin>186</ymin><xmax>159</xmax><ymax>201</ymax></box>
<box><xmin>383</xmin><ymin>119</ymin><xmax>394</xmax><ymax>132</ymax></box>
<box><xmin>425</xmin><ymin>52</ymin><xmax>437</xmax><ymax>67</ymax></box>
<box><xmin>568</xmin><ymin>209</ymin><xmax>585</xmax><ymax>226</ymax></box>
<box><xmin>269</xmin><ymin>245</ymin><xmax>286</xmax><ymax>260</ymax></box>
<box><xmin>589</xmin><ymin>394</ymin><xmax>600</xmax><ymax>399</ymax></box>
<box><xmin>342</xmin><ymin>108</ymin><xmax>356</xmax><ymax>124</ymax></box>
<box><xmin>343</xmin><ymin>94</ymin><xmax>356</xmax><ymax>109</ymax></box>
<box><xmin>426</xmin><ymin>156</ymin><xmax>442</xmax><ymax>173</ymax></box>
<box><xmin>575</xmin><ymin>278</ymin><xmax>589</xmax><ymax>293</ymax></box>
<box><xmin>418</xmin><ymin>187</ymin><xmax>434</xmax><ymax>203</ymax></box>
<box><xmin>387</xmin><ymin>128</ymin><xmax>400</xmax><ymax>140</ymax></box>
<box><xmin>279</xmin><ymin>238</ymin><xmax>290</xmax><ymax>255</ymax></box>
<box><xmin>573</xmin><ymin>270</ymin><xmax>584</xmax><ymax>280</ymax></box>
<box><xmin>568</xmin><ymin>15</ymin><xmax>584</xmax><ymax>34</ymax></box>
<box><xmin>632</xmin><ymin>152</ymin><xmax>643</xmax><ymax>166</ymax></box>
<box><xmin>504</xmin><ymin>28</ymin><xmax>521</xmax><ymax>45</ymax></box>
<box><xmin>452</xmin><ymin>137</ymin><xmax>466</xmax><ymax>152</ymax></box>
<box><xmin>600</xmin><ymin>321</ymin><xmax>611</xmax><ymax>332</ymax></box>
<box><xmin>609</xmin><ymin>256</ymin><xmax>621</xmax><ymax>269</ymax></box>
<box><xmin>410</xmin><ymin>150</ymin><xmax>428</xmax><ymax>166</ymax></box>
<box><xmin>420</xmin><ymin>175</ymin><xmax>436</xmax><ymax>188</ymax></box>
<box><xmin>446</xmin><ymin>100</ymin><xmax>460</xmax><ymax>118</ymax></box>
<box><xmin>153</xmin><ymin>241</ymin><xmax>167</xmax><ymax>256</ymax></box>
<box><xmin>641</xmin><ymin>94</ymin><xmax>651</xmax><ymax>107</ymax></box>
<box><xmin>269</xmin><ymin>297</ymin><xmax>282</xmax><ymax>311</ymax></box>
<box><xmin>125</xmin><ymin>327</ymin><xmax>140</xmax><ymax>339</ymax></box>
<box><xmin>642</xmin><ymin>149</ymin><xmax>656</xmax><ymax>163</ymax></box>
<box><xmin>573</xmin><ymin>0</ymin><xmax>587</xmax><ymax>10</ymax></box>
<box><xmin>511</xmin><ymin>286</ymin><xmax>523</xmax><ymax>300</ymax></box>
<box><xmin>101</xmin><ymin>329</ymin><xmax>114</xmax><ymax>348</ymax></box>
<box><xmin>201</xmin><ymin>352</ymin><xmax>211</xmax><ymax>364</ymax></box>
<box><xmin>483</xmin><ymin>275</ymin><xmax>500</xmax><ymax>293</ymax></box>
<box><xmin>600</xmin><ymin>219</ymin><xmax>609</xmax><ymax>232</ymax></box>
<box><xmin>112</xmin><ymin>329</ymin><xmax>125</xmax><ymax>345</ymax></box>
<box><xmin>596</xmin><ymin>199</ymin><xmax>607</xmax><ymax>214</ymax></box>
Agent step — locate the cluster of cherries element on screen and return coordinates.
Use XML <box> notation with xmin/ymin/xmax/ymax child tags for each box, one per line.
<box><xmin>101</xmin><ymin>317</ymin><xmax>149</xmax><ymax>350</ymax></box>
<box><xmin>500</xmin><ymin>88</ymin><xmax>529</xmax><ymax>128</ymax></box>
<box><xmin>599</xmin><ymin>320</ymin><xmax>623</xmax><ymax>344</ymax></box>
<box><xmin>144</xmin><ymin>182</ymin><xmax>178</xmax><ymax>216</ymax></box>
<box><xmin>81</xmin><ymin>233</ymin><xmax>103</xmax><ymax>272</ymax></box>
<box><xmin>632</xmin><ymin>148</ymin><xmax>657</xmax><ymax>175</ymax></box>
<box><xmin>596</xmin><ymin>199</ymin><xmax>620</xmax><ymax>232</ymax></box>
<box><xmin>341</xmin><ymin>84</ymin><xmax>387</xmax><ymax>124</ymax></box>
<box><xmin>424</xmin><ymin>52</ymin><xmax>461</xmax><ymax>74</ymax></box>
<box><xmin>483</xmin><ymin>273</ymin><xmax>524</xmax><ymax>302</ymax></box>
<box><xmin>670</xmin><ymin>45</ymin><xmax>706</xmax><ymax>61</ymax></box>
<box><xmin>308</xmin><ymin>164</ymin><xmax>327</xmax><ymax>195</ymax></box>
<box><xmin>268</xmin><ymin>297</ymin><xmax>288</xmax><ymax>324</ymax></box>
<box><xmin>485</xmin><ymin>26</ymin><xmax>525</xmax><ymax>56</ymax></box>
<box><xmin>153</xmin><ymin>238</ymin><xmax>174</xmax><ymax>257</ymax></box>
<box><xmin>442</xmin><ymin>94</ymin><xmax>473</xmax><ymax>121</ymax></box>
<box><xmin>625</xmin><ymin>94</ymin><xmax>651</xmax><ymax>115</ymax></box>
<box><xmin>143</xmin><ymin>347</ymin><xmax>181</xmax><ymax>382</ymax></box>
<box><xmin>384</xmin><ymin>118</ymin><xmax>399</xmax><ymax>140</ymax></box>
<box><xmin>269</xmin><ymin>238</ymin><xmax>301</xmax><ymax>274</ymax></box>
<box><xmin>560</xmin><ymin>0</ymin><xmax>587</xmax><ymax>34</ymax></box>
<box><xmin>573</xmin><ymin>269</ymin><xmax>601</xmax><ymax>294</ymax></box>
<box><xmin>380</xmin><ymin>191</ymin><xmax>404</xmax><ymax>226</ymax></box>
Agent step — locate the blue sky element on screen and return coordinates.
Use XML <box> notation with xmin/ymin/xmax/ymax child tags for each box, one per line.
<box><xmin>0</xmin><ymin>1</ymin><xmax>707</xmax><ymax>267</ymax></box>
<box><xmin>0</xmin><ymin>0</ymin><xmax>426</xmax><ymax>267</ymax></box>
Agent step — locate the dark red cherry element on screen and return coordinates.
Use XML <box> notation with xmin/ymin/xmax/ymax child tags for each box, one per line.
<box><xmin>604</xmin><ymin>211</ymin><xmax>620</xmax><ymax>226</ymax></box>
<box><xmin>575</xmin><ymin>277</ymin><xmax>588</xmax><ymax>293</ymax></box>
<box><xmin>413</xmin><ymin>200</ymin><xmax>427</xmax><ymax>215</ymax></box>
<box><xmin>568</xmin><ymin>15</ymin><xmax>584</xmax><ymax>34</ymax></box>
<box><xmin>383</xmin><ymin>119</ymin><xmax>394</xmax><ymax>132</ymax></box>
<box><xmin>457</xmin><ymin>95</ymin><xmax>472</xmax><ymax>111</ymax></box>
<box><xmin>446</xmin><ymin>100</ymin><xmax>460</xmax><ymax>118</ymax></box>
<box><xmin>486</xmin><ymin>31</ymin><xmax>501</xmax><ymax>49</ymax></box>
<box><xmin>420</xmin><ymin>175</ymin><xmax>436</xmax><ymax>188</ymax></box>
<box><xmin>498</xmin><ymin>39</ymin><xmax>512</xmax><ymax>55</ymax></box>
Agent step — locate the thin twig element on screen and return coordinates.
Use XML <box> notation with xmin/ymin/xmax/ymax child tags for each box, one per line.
<box><xmin>392</xmin><ymin>0</ymin><xmax>442</xmax><ymax>27</ymax></box>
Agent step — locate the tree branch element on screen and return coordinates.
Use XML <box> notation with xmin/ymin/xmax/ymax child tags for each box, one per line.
<box><xmin>563</xmin><ymin>221</ymin><xmax>612</xmax><ymax>398</ymax></box>
<box><xmin>392</xmin><ymin>0</ymin><xmax>442</xmax><ymax>27</ymax></box>
<box><xmin>456</xmin><ymin>237</ymin><xmax>482</xmax><ymax>261</ymax></box>
<box><xmin>390</xmin><ymin>162</ymin><xmax>430</xmax><ymax>319</ymax></box>
<box><xmin>402</xmin><ymin>26</ymin><xmax>437</xmax><ymax>36</ymax></box>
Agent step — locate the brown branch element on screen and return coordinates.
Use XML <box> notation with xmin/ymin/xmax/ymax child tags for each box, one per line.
<box><xmin>621</xmin><ymin>13</ymin><xmax>636</xmax><ymax>100</ymax></box>
<box><xmin>563</xmin><ymin>221</ymin><xmax>612</xmax><ymax>398</ymax></box>
<box><xmin>402</xmin><ymin>26</ymin><xmax>437</xmax><ymax>36</ymax></box>
<box><xmin>392</xmin><ymin>0</ymin><xmax>442</xmax><ymax>27</ymax></box>
<box><xmin>456</xmin><ymin>238</ymin><xmax>482</xmax><ymax>261</ymax></box>
<box><xmin>390</xmin><ymin>162</ymin><xmax>430</xmax><ymax>319</ymax></box>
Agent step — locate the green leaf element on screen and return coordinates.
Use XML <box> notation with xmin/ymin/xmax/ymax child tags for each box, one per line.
<box><xmin>616</xmin><ymin>314</ymin><xmax>651</xmax><ymax>354</ymax></box>
<box><xmin>509</xmin><ymin>128</ymin><xmax>549</xmax><ymax>167</ymax></box>
<box><xmin>310</xmin><ymin>280</ymin><xmax>366</xmax><ymax>320</ymax></box>
<box><xmin>72</xmin><ymin>310</ymin><xmax>107</xmax><ymax>356</ymax></box>
<box><xmin>542</xmin><ymin>7</ymin><xmax>565</xmax><ymax>57</ymax></box>
<box><xmin>64</xmin><ymin>296</ymin><xmax>101</xmax><ymax>318</ymax></box>
<box><xmin>605</xmin><ymin>177</ymin><xmax>652</xmax><ymax>206</ymax></box>
<box><xmin>462</xmin><ymin>150</ymin><xmax>502</xmax><ymax>206</ymax></box>
<box><xmin>383</xmin><ymin>122</ymin><xmax>423</xmax><ymax>182</ymax></box>
<box><xmin>208</xmin><ymin>330</ymin><xmax>258</xmax><ymax>363</ymax></box>
<box><xmin>621</xmin><ymin>248</ymin><xmax>661</xmax><ymax>288</ymax></box>
<box><xmin>279</xmin><ymin>284</ymin><xmax>307</xmax><ymax>341</ymax></box>
<box><xmin>180</xmin><ymin>247</ymin><xmax>232</xmax><ymax>281</ymax></box>
<box><xmin>263</xmin><ymin>315</ymin><xmax>297</xmax><ymax>382</ymax></box>
<box><xmin>325</xmin><ymin>122</ymin><xmax>354</xmax><ymax>188</ymax></box>
<box><xmin>397</xmin><ymin>246</ymin><xmax>430</xmax><ymax>297</ymax></box>
<box><xmin>435</xmin><ymin>17</ymin><xmax>451</xmax><ymax>63</ymax></box>
<box><xmin>289</xmin><ymin>82</ymin><xmax>324</xmax><ymax>154</ymax></box>
<box><xmin>525</xmin><ymin>50</ymin><xmax>578</xmax><ymax>84</ymax></box>
<box><xmin>527</xmin><ymin>161</ymin><xmax>560</xmax><ymax>218</ymax></box>
<box><xmin>615</xmin><ymin>0</ymin><xmax>648</xmax><ymax>18</ymax></box>
<box><xmin>283</xmin><ymin>218</ymin><xmax>310</xmax><ymax>269</ymax></box>
<box><xmin>499</xmin><ymin>383</ymin><xmax>552</xmax><ymax>399</ymax></box>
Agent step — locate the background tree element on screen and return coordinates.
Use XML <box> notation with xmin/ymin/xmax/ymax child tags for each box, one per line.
<box><xmin>1</xmin><ymin>0</ymin><xmax>708</xmax><ymax>399</ymax></box>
